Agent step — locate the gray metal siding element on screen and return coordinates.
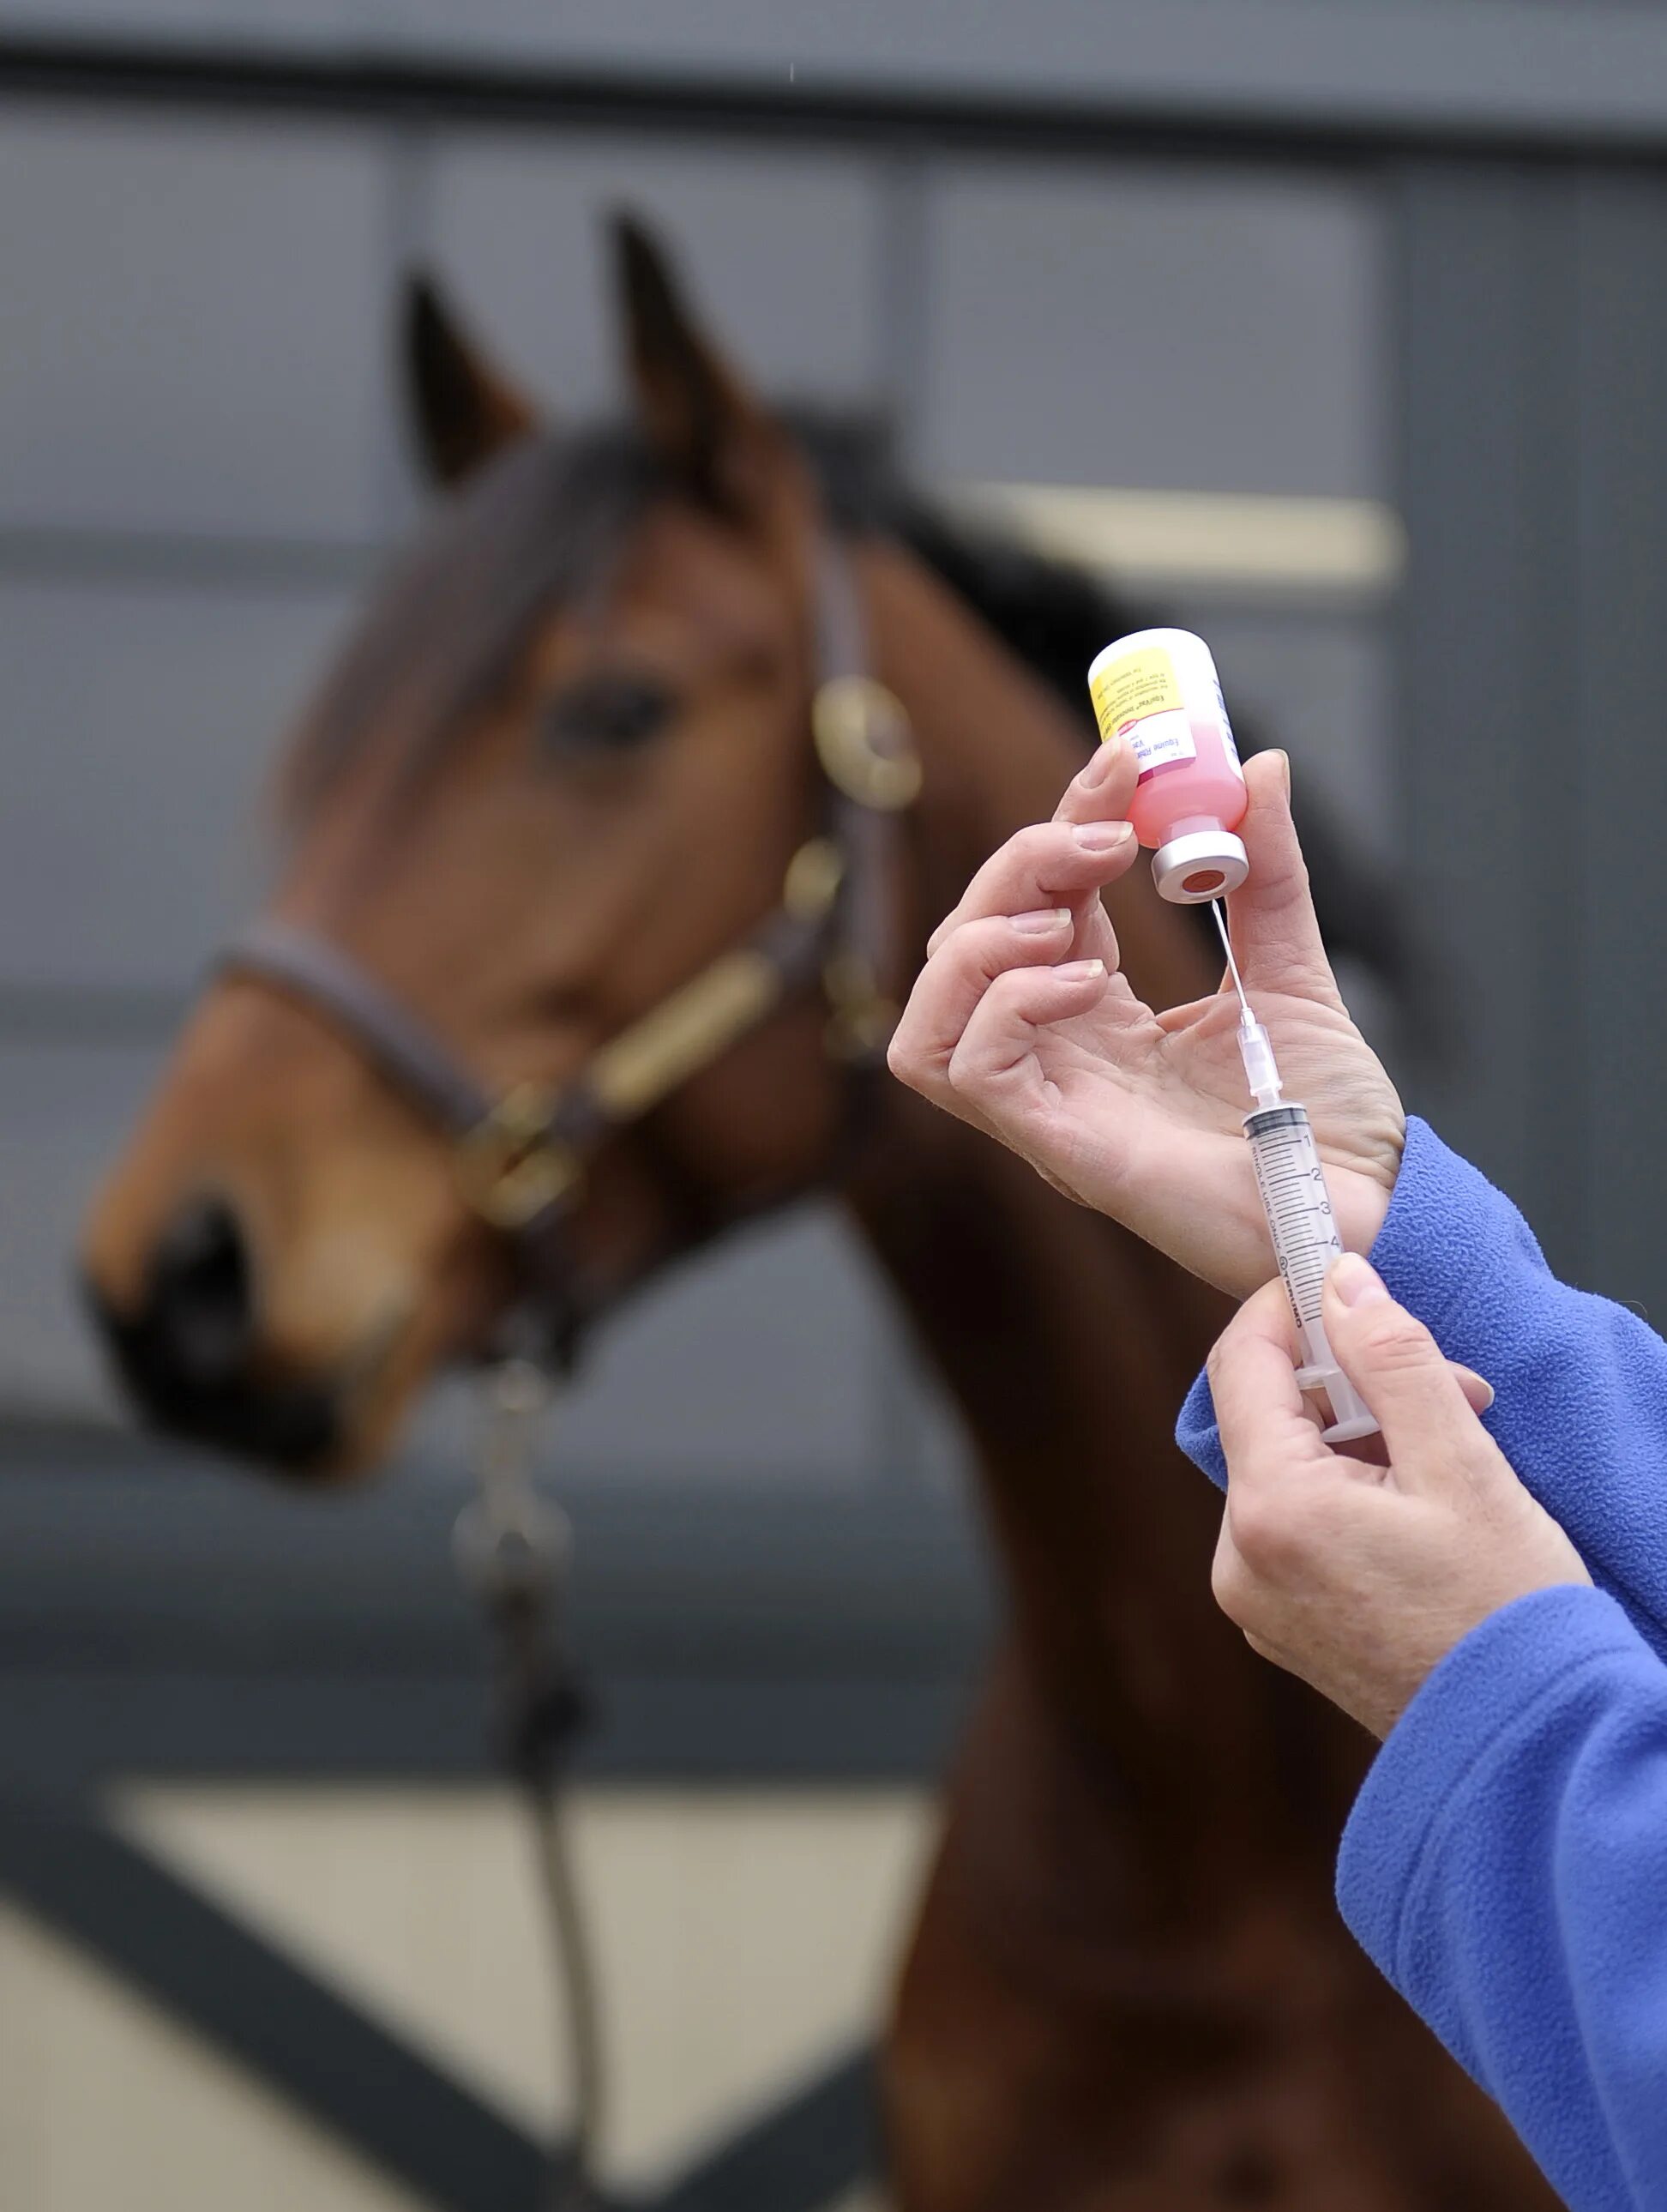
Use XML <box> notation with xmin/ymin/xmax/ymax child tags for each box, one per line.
<box><xmin>0</xmin><ymin>107</ymin><xmax>393</xmax><ymax>539</ymax></box>
<box><xmin>918</xmin><ymin>160</ymin><xmax>1387</xmax><ymax>497</ymax></box>
<box><xmin>424</xmin><ymin>135</ymin><xmax>887</xmax><ymax>419</ymax></box>
<box><xmin>10</xmin><ymin>3</ymin><xmax>1667</xmax><ymax>148</ymax></box>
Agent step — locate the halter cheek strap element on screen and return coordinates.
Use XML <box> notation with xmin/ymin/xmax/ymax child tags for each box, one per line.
<box><xmin>218</xmin><ymin>532</ymin><xmax>920</xmax><ymax>1371</ymax></box>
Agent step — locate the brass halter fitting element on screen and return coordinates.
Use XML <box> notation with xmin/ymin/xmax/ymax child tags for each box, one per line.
<box><xmin>821</xmin><ymin>949</ymin><xmax>900</xmax><ymax>1062</ymax></box>
<box><xmin>781</xmin><ymin>836</ymin><xmax>846</xmax><ymax>923</ymax></box>
<box><xmin>458</xmin><ymin>1083</ymin><xmax>583</xmax><ymax>1230</ymax></box>
<box><xmin>812</xmin><ymin>676</ymin><xmax>922</xmax><ymax>812</ymax></box>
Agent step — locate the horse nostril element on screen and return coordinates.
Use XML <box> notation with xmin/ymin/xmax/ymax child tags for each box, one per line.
<box><xmin>146</xmin><ymin>1195</ymin><xmax>256</xmax><ymax>1385</ymax></box>
<box><xmin>84</xmin><ymin>1196</ymin><xmax>340</xmax><ymax>1470</ymax></box>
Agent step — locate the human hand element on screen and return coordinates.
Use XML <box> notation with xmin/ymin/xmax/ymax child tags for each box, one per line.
<box><xmin>1208</xmin><ymin>1255</ymin><xmax>1591</xmax><ymax>1739</ymax></box>
<box><xmin>887</xmin><ymin>744</ymin><xmax>1405</xmax><ymax>1299</ymax></box>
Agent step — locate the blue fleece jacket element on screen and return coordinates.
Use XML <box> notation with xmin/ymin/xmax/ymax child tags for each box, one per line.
<box><xmin>1177</xmin><ymin>1118</ymin><xmax>1667</xmax><ymax>2212</ymax></box>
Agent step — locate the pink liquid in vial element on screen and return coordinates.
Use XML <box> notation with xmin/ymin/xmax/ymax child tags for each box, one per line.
<box><xmin>1127</xmin><ymin>724</ymin><xmax>1249</xmax><ymax>893</ymax></box>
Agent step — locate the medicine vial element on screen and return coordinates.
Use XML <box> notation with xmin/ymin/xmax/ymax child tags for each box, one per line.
<box><xmin>1086</xmin><ymin>627</ymin><xmax>1249</xmax><ymax>904</ymax></box>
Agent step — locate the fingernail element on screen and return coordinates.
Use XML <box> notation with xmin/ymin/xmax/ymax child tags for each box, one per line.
<box><xmin>1074</xmin><ymin>821</ymin><xmax>1134</xmax><ymax>853</ymax></box>
<box><xmin>1330</xmin><ymin>1252</ymin><xmax>1388</xmax><ymax>1306</ymax></box>
<box><xmin>1273</xmin><ymin>748</ymin><xmax>1291</xmax><ymax>799</ymax></box>
<box><xmin>1054</xmin><ymin>958</ymin><xmax>1105</xmax><ymax>983</ymax></box>
<box><xmin>1012</xmin><ymin>907</ymin><xmax>1072</xmax><ymax>935</ymax></box>
<box><xmin>1454</xmin><ymin>1365</ymin><xmax>1496</xmax><ymax>1412</ymax></box>
<box><xmin>1075</xmin><ymin>737</ymin><xmax>1122</xmax><ymax>789</ymax></box>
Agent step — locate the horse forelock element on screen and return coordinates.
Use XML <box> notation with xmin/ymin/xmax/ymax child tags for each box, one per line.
<box><xmin>281</xmin><ymin>405</ymin><xmax>1124</xmax><ymax>813</ymax></box>
<box><xmin>282</xmin><ymin>424</ymin><xmax>669</xmax><ymax>819</ymax></box>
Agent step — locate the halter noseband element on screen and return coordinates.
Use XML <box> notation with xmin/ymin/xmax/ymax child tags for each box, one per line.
<box><xmin>218</xmin><ymin>533</ymin><xmax>919</xmax><ymax>1372</ymax></box>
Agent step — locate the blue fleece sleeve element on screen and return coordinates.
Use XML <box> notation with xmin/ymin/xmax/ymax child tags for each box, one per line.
<box><xmin>1336</xmin><ymin>1585</ymin><xmax>1667</xmax><ymax>2212</ymax></box>
<box><xmin>1177</xmin><ymin>1115</ymin><xmax>1667</xmax><ymax>1660</ymax></box>
<box><xmin>1177</xmin><ymin>1121</ymin><xmax>1667</xmax><ymax>2205</ymax></box>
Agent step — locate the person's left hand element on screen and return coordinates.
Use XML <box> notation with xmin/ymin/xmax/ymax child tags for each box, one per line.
<box><xmin>1208</xmin><ymin>1253</ymin><xmax>1592</xmax><ymax>1739</ymax></box>
<box><xmin>887</xmin><ymin>748</ymin><xmax>1405</xmax><ymax>1299</ymax></box>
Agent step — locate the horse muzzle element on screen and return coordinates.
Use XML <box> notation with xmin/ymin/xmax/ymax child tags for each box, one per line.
<box><xmin>81</xmin><ymin>1192</ymin><xmax>346</xmax><ymax>1473</ymax></box>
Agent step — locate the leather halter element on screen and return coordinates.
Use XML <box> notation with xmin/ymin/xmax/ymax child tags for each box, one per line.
<box><xmin>219</xmin><ymin>535</ymin><xmax>920</xmax><ymax>1372</ymax></box>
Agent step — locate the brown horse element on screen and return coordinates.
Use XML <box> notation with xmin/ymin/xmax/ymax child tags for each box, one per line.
<box><xmin>80</xmin><ymin>218</ymin><xmax>1548</xmax><ymax>2209</ymax></box>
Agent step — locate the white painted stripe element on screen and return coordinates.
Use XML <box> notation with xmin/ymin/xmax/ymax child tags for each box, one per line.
<box><xmin>119</xmin><ymin>1781</ymin><xmax>933</xmax><ymax>2195</ymax></box>
<box><xmin>950</xmin><ymin>481</ymin><xmax>1406</xmax><ymax>598</ymax></box>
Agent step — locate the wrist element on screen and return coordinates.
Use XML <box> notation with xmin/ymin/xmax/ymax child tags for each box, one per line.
<box><xmin>1338</xmin><ymin>1093</ymin><xmax>1405</xmax><ymax>1257</ymax></box>
<box><xmin>1341</xmin><ymin>1177</ymin><xmax>1394</xmax><ymax>1261</ymax></box>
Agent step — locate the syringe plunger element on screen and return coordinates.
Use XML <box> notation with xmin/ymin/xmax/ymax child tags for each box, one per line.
<box><xmin>1294</xmin><ymin>1323</ymin><xmax>1380</xmax><ymax>1444</ymax></box>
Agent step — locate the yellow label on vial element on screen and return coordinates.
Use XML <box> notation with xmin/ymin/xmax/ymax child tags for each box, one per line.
<box><xmin>1089</xmin><ymin>647</ymin><xmax>1183</xmax><ymax>744</ymax></box>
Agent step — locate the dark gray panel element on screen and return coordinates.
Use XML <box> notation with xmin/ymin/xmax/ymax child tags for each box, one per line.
<box><xmin>0</xmin><ymin>106</ymin><xmax>390</xmax><ymax>538</ymax></box>
<box><xmin>918</xmin><ymin>161</ymin><xmax>1386</xmax><ymax>496</ymax></box>
<box><xmin>1570</xmin><ymin>172</ymin><xmax>1667</xmax><ymax>1317</ymax></box>
<box><xmin>11</xmin><ymin>3</ymin><xmax>1667</xmax><ymax>148</ymax></box>
<box><xmin>0</xmin><ymin>1448</ymin><xmax>990</xmax><ymax>1678</ymax></box>
<box><xmin>426</xmin><ymin>135</ymin><xmax>883</xmax><ymax>434</ymax></box>
<box><xmin>545</xmin><ymin>1206</ymin><xmax>917</xmax><ymax>1483</ymax></box>
<box><xmin>1392</xmin><ymin>162</ymin><xmax>1583</xmax><ymax>1267</ymax></box>
<box><xmin>0</xmin><ymin>1424</ymin><xmax>992</xmax><ymax>1784</ymax></box>
<box><xmin>0</xmin><ymin>578</ymin><xmax>352</xmax><ymax>990</ymax></box>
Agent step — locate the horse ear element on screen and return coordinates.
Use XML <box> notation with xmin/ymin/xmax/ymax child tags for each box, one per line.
<box><xmin>401</xmin><ymin>270</ymin><xmax>540</xmax><ymax>488</ymax></box>
<box><xmin>611</xmin><ymin>212</ymin><xmax>782</xmax><ymax>514</ymax></box>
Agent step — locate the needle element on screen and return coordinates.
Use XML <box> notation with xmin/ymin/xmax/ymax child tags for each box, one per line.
<box><xmin>1211</xmin><ymin>898</ymin><xmax>1252</xmax><ymax>1020</ymax></box>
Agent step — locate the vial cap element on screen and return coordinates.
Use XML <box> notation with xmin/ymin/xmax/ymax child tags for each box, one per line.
<box><xmin>1151</xmin><ymin>829</ymin><xmax>1249</xmax><ymax>906</ymax></box>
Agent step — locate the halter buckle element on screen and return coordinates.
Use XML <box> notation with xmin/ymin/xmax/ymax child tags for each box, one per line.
<box><xmin>453</xmin><ymin>1357</ymin><xmax>569</xmax><ymax>1597</ymax></box>
<box><xmin>812</xmin><ymin>676</ymin><xmax>922</xmax><ymax>812</ymax></box>
<box><xmin>459</xmin><ymin>1083</ymin><xmax>582</xmax><ymax>1230</ymax></box>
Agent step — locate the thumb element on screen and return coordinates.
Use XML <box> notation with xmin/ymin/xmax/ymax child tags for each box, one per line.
<box><xmin>1226</xmin><ymin>752</ymin><xmax>1344</xmax><ymax>1006</ymax></box>
<box><xmin>1322</xmin><ymin>1254</ymin><xmax>1494</xmax><ymax>1487</ymax></box>
<box><xmin>1053</xmin><ymin>729</ymin><xmax>1140</xmax><ymax>829</ymax></box>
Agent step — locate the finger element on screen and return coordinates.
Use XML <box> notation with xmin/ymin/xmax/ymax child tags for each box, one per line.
<box><xmin>1225</xmin><ymin>753</ymin><xmax>1345</xmax><ymax>1005</ymax></box>
<box><xmin>1452</xmin><ymin>1364</ymin><xmax>1495</xmax><ymax>1417</ymax></box>
<box><xmin>943</xmin><ymin>956</ymin><xmax>1110</xmax><ymax>1112</ymax></box>
<box><xmin>888</xmin><ymin>908</ymin><xmax>1076</xmax><ymax>1106</ymax></box>
<box><xmin>925</xmin><ymin>819</ymin><xmax>1137</xmax><ymax>958</ymax></box>
<box><xmin>1152</xmin><ymin>991</ymin><xmax>1227</xmax><ymax>1035</ymax></box>
<box><xmin>1206</xmin><ymin>1279</ymin><xmax>1327</xmax><ymax>1486</ymax></box>
<box><xmin>1336</xmin><ymin>1362</ymin><xmax>1495</xmax><ymax>1469</ymax></box>
<box><xmin>1321</xmin><ymin>1255</ymin><xmax>1492</xmax><ymax>1486</ymax></box>
<box><xmin>1052</xmin><ymin>731</ymin><xmax>1140</xmax><ymax>828</ymax></box>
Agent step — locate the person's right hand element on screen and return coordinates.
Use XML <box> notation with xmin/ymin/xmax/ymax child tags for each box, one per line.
<box><xmin>887</xmin><ymin>743</ymin><xmax>1405</xmax><ymax>1299</ymax></box>
<box><xmin>1207</xmin><ymin>1256</ymin><xmax>1591</xmax><ymax>1739</ymax></box>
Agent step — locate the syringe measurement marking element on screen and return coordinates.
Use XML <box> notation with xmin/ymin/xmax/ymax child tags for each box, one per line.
<box><xmin>1250</xmin><ymin>1125</ymin><xmax>1341</xmax><ymax>1326</ymax></box>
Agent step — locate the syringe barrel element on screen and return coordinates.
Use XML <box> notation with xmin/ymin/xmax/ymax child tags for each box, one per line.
<box><xmin>1244</xmin><ymin>1104</ymin><xmax>1339</xmax><ymax>1328</ymax></box>
<box><xmin>1243</xmin><ymin>1101</ymin><xmax>1381</xmax><ymax>1445</ymax></box>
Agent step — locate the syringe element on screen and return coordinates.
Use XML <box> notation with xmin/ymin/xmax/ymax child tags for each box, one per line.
<box><xmin>1211</xmin><ymin>904</ymin><xmax>1379</xmax><ymax>1444</ymax></box>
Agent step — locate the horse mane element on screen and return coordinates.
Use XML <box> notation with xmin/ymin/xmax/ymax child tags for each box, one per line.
<box><xmin>785</xmin><ymin>409</ymin><xmax>1421</xmax><ymax>1010</ymax></box>
<box><xmin>288</xmin><ymin>408</ymin><xmax>1418</xmax><ymax>1005</ymax></box>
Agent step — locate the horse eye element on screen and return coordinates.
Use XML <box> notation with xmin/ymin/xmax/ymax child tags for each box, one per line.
<box><xmin>541</xmin><ymin>672</ymin><xmax>674</xmax><ymax>756</ymax></box>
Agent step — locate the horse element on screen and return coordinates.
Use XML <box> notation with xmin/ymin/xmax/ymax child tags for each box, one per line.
<box><xmin>80</xmin><ymin>214</ymin><xmax>1550</xmax><ymax>2209</ymax></box>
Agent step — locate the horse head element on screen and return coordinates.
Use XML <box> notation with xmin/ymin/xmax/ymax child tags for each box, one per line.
<box><xmin>81</xmin><ymin>216</ymin><xmax>900</xmax><ymax>1475</ymax></box>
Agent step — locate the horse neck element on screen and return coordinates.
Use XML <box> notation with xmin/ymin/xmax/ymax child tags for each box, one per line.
<box><xmin>842</xmin><ymin>541</ymin><xmax>1293</xmax><ymax>1805</ymax></box>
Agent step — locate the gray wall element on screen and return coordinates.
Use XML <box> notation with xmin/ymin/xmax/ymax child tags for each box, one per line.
<box><xmin>0</xmin><ymin>0</ymin><xmax>1662</xmax><ymax>1787</ymax></box>
<box><xmin>0</xmin><ymin>95</ymin><xmax>1388</xmax><ymax>1492</ymax></box>
<box><xmin>9</xmin><ymin>1</ymin><xmax>1667</xmax><ymax>145</ymax></box>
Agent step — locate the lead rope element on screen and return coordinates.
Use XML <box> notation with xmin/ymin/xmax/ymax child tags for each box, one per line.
<box><xmin>453</xmin><ymin>1360</ymin><xmax>605</xmax><ymax>2212</ymax></box>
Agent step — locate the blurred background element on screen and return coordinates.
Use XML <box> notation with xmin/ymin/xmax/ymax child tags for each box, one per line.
<box><xmin>1</xmin><ymin>3</ymin><xmax>1665</xmax><ymax>2207</ymax></box>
